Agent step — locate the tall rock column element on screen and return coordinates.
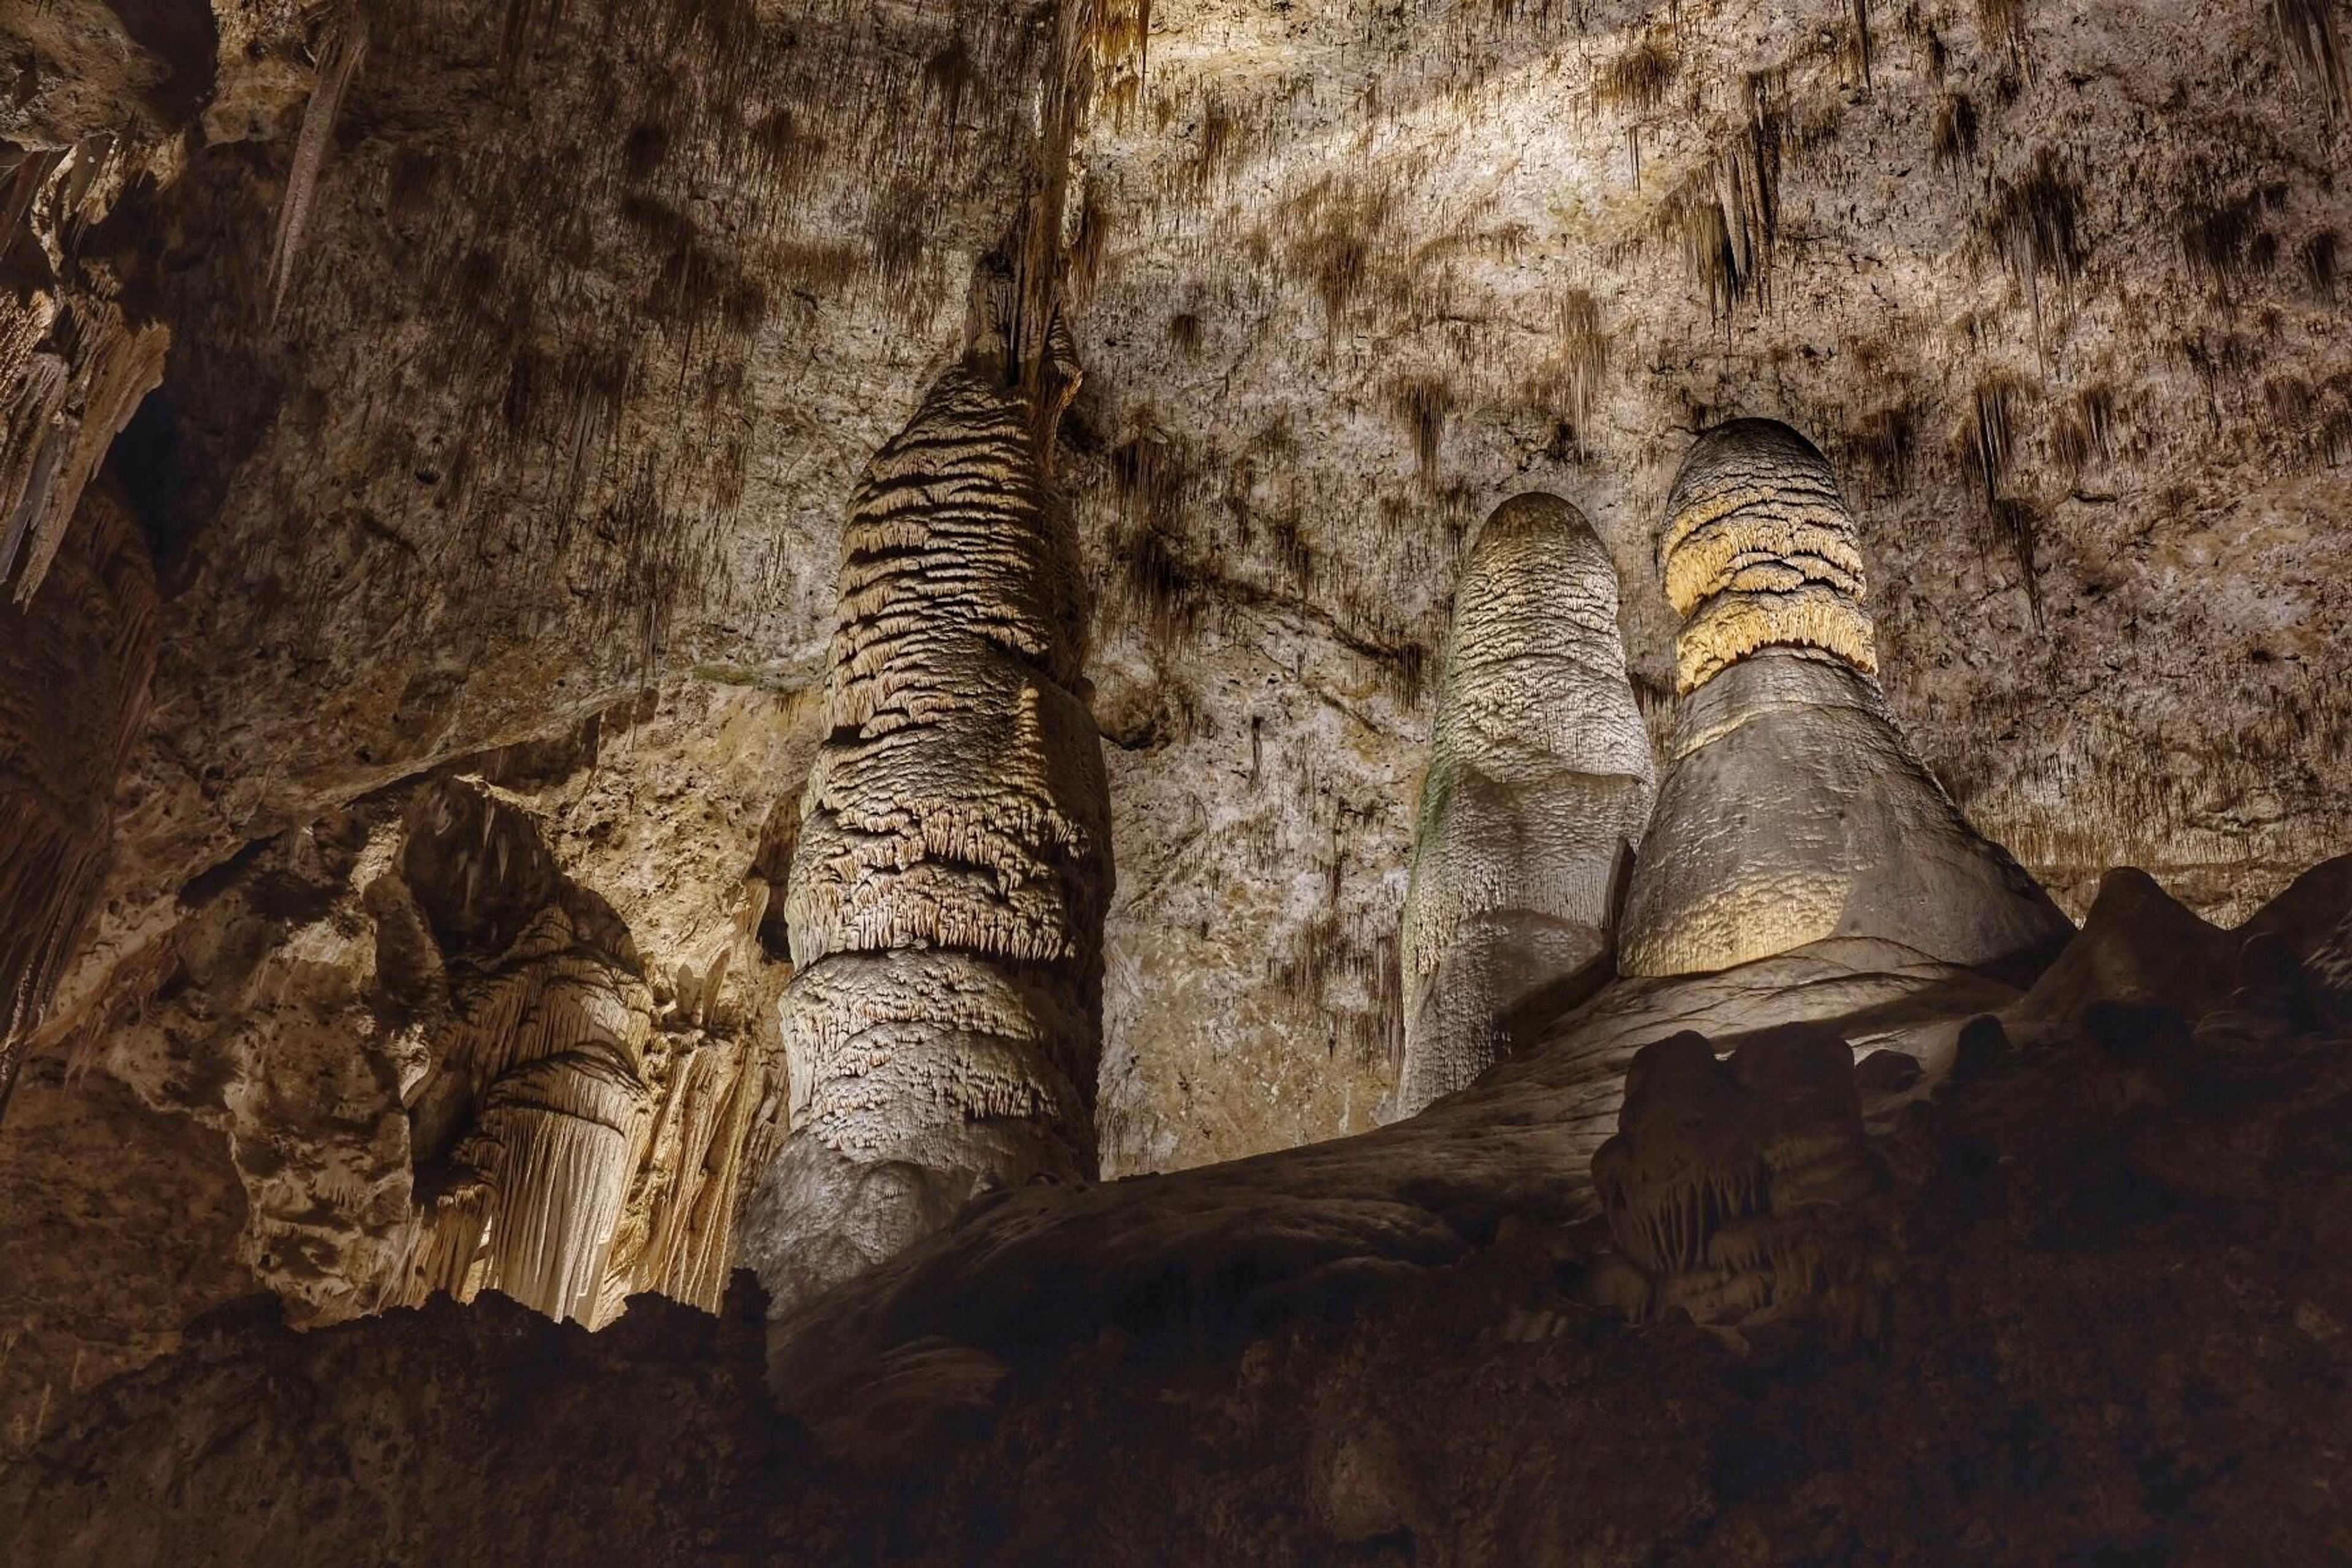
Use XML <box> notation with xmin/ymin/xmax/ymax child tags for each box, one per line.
<box><xmin>1619</xmin><ymin>418</ymin><xmax>2071</xmax><ymax>978</ymax></box>
<box><xmin>0</xmin><ymin>481</ymin><xmax>157</xmax><ymax>1114</ymax></box>
<box><xmin>743</xmin><ymin>291</ymin><xmax>1110</xmax><ymax>1317</ymax></box>
<box><xmin>1396</xmin><ymin>494</ymin><xmax>1655</xmax><ymax>1116</ymax></box>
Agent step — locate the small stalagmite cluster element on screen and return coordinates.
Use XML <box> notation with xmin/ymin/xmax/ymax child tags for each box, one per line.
<box><xmin>1396</xmin><ymin>494</ymin><xmax>1655</xmax><ymax>1116</ymax></box>
<box><xmin>743</xmin><ymin>279</ymin><xmax>1112</xmax><ymax>1317</ymax></box>
<box><xmin>0</xmin><ymin>480</ymin><xmax>156</xmax><ymax>1110</ymax></box>
<box><xmin>1588</xmin><ymin>1025</ymin><xmax>1887</xmax><ymax>1329</ymax></box>
<box><xmin>1619</xmin><ymin>418</ymin><xmax>2073</xmax><ymax>979</ymax></box>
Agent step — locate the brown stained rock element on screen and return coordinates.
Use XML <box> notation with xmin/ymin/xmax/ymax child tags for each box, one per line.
<box><xmin>0</xmin><ymin>481</ymin><xmax>156</xmax><ymax>1110</ymax></box>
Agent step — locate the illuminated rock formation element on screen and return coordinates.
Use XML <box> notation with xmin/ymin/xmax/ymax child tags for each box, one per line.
<box><xmin>393</xmin><ymin>780</ymin><xmax>760</xmax><ymax>1326</ymax></box>
<box><xmin>742</xmin><ymin>287</ymin><xmax>1110</xmax><ymax>1316</ymax></box>
<box><xmin>1619</xmin><ymin>418</ymin><xmax>2071</xmax><ymax>979</ymax></box>
<box><xmin>0</xmin><ymin>480</ymin><xmax>156</xmax><ymax>1113</ymax></box>
<box><xmin>1396</xmin><ymin>494</ymin><xmax>1654</xmax><ymax>1115</ymax></box>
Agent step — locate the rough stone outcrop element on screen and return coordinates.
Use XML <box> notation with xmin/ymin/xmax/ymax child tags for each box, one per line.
<box><xmin>393</xmin><ymin>778</ymin><xmax>763</xmax><ymax>1327</ymax></box>
<box><xmin>1396</xmin><ymin>493</ymin><xmax>1654</xmax><ymax>1115</ymax></box>
<box><xmin>1587</xmin><ymin>1025</ymin><xmax>1886</xmax><ymax>1329</ymax></box>
<box><xmin>0</xmin><ymin>480</ymin><xmax>155</xmax><ymax>1111</ymax></box>
<box><xmin>8</xmin><ymin>856</ymin><xmax>2351</xmax><ymax>1567</ymax></box>
<box><xmin>1619</xmin><ymin>419</ymin><xmax>2073</xmax><ymax>979</ymax></box>
<box><xmin>741</xmin><ymin>291</ymin><xmax>1110</xmax><ymax>1316</ymax></box>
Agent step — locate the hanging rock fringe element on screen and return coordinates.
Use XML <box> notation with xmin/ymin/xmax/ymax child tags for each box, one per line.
<box><xmin>270</xmin><ymin>10</ymin><xmax>371</xmax><ymax>322</ymax></box>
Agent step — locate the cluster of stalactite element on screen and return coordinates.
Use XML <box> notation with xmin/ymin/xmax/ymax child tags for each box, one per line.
<box><xmin>742</xmin><ymin>279</ymin><xmax>1110</xmax><ymax>1319</ymax></box>
<box><xmin>0</xmin><ymin>479</ymin><xmax>156</xmax><ymax>1112</ymax></box>
<box><xmin>1395</xmin><ymin>494</ymin><xmax>1655</xmax><ymax>1117</ymax></box>
<box><xmin>389</xmin><ymin>782</ymin><xmax>760</xmax><ymax>1325</ymax></box>
<box><xmin>2</xmin><ymin>144</ymin><xmax>169</xmax><ymax>606</ymax></box>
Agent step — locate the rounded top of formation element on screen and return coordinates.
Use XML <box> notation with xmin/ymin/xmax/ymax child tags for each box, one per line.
<box><xmin>1665</xmin><ymin>418</ymin><xmax>1840</xmax><ymax>523</ymax></box>
<box><xmin>1661</xmin><ymin>417</ymin><xmax>1877</xmax><ymax>693</ymax></box>
<box><xmin>1450</xmin><ymin>492</ymin><xmax>1623</xmax><ymax>666</ymax></box>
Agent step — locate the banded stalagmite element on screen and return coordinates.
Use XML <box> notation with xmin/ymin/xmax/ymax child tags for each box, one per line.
<box><xmin>741</xmin><ymin>271</ymin><xmax>1110</xmax><ymax>1316</ymax></box>
<box><xmin>0</xmin><ymin>480</ymin><xmax>157</xmax><ymax>1115</ymax></box>
<box><xmin>1396</xmin><ymin>494</ymin><xmax>1655</xmax><ymax>1116</ymax></box>
<box><xmin>1619</xmin><ymin>418</ymin><xmax>2071</xmax><ymax>978</ymax></box>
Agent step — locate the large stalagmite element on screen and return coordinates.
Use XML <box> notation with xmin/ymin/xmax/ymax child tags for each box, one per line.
<box><xmin>1618</xmin><ymin>419</ymin><xmax>2071</xmax><ymax>979</ymax></box>
<box><xmin>1395</xmin><ymin>494</ymin><xmax>1655</xmax><ymax>1115</ymax></box>
<box><xmin>0</xmin><ymin>480</ymin><xmax>156</xmax><ymax>1113</ymax></box>
<box><xmin>741</xmin><ymin>281</ymin><xmax>1110</xmax><ymax>1317</ymax></box>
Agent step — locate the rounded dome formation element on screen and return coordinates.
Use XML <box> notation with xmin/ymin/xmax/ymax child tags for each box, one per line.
<box><xmin>1662</xmin><ymin>418</ymin><xmax>1877</xmax><ymax>694</ymax></box>
<box><xmin>1396</xmin><ymin>493</ymin><xmax>1656</xmax><ymax>1116</ymax></box>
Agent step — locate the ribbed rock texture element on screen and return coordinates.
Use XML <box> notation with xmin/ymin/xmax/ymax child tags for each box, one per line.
<box><xmin>1396</xmin><ymin>493</ymin><xmax>1654</xmax><ymax>1115</ymax></box>
<box><xmin>742</xmin><ymin>320</ymin><xmax>1112</xmax><ymax>1315</ymax></box>
<box><xmin>390</xmin><ymin>779</ymin><xmax>761</xmax><ymax>1327</ymax></box>
<box><xmin>1621</xmin><ymin>420</ymin><xmax>2073</xmax><ymax>979</ymax></box>
<box><xmin>0</xmin><ymin>481</ymin><xmax>156</xmax><ymax>1109</ymax></box>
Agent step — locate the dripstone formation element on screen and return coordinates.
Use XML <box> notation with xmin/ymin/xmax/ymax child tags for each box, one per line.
<box><xmin>0</xmin><ymin>480</ymin><xmax>156</xmax><ymax>1111</ymax></box>
<box><xmin>742</xmin><ymin>292</ymin><xmax>1111</xmax><ymax>1317</ymax></box>
<box><xmin>1619</xmin><ymin>418</ymin><xmax>2073</xmax><ymax>979</ymax></box>
<box><xmin>1396</xmin><ymin>494</ymin><xmax>1655</xmax><ymax>1115</ymax></box>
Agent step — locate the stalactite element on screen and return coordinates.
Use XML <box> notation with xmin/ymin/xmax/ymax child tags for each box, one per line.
<box><xmin>1395</xmin><ymin>494</ymin><xmax>1655</xmax><ymax>1116</ymax></box>
<box><xmin>269</xmin><ymin>10</ymin><xmax>370</xmax><ymax>321</ymax></box>
<box><xmin>0</xmin><ymin>293</ymin><xmax>169</xmax><ymax>605</ymax></box>
<box><xmin>741</xmin><ymin>265</ymin><xmax>1110</xmax><ymax>1320</ymax></box>
<box><xmin>1620</xmin><ymin>418</ymin><xmax>2072</xmax><ymax>979</ymax></box>
<box><xmin>0</xmin><ymin>481</ymin><xmax>158</xmax><ymax>1115</ymax></box>
<box><xmin>384</xmin><ymin>782</ymin><xmax>764</xmax><ymax>1328</ymax></box>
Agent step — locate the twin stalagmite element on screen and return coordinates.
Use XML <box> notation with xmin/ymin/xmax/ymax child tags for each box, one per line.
<box><xmin>1401</xmin><ymin>417</ymin><xmax>2073</xmax><ymax>1111</ymax></box>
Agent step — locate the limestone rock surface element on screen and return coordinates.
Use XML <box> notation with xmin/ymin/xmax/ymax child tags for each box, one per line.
<box><xmin>1397</xmin><ymin>492</ymin><xmax>1654</xmax><ymax>1115</ymax></box>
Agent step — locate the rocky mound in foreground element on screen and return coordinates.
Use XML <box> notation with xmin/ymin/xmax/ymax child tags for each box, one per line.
<box><xmin>4</xmin><ymin>863</ymin><xmax>2350</xmax><ymax>1566</ymax></box>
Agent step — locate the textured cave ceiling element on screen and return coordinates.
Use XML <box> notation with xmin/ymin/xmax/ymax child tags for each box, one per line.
<box><xmin>5</xmin><ymin>0</ymin><xmax>2352</xmax><ymax>1455</ymax></box>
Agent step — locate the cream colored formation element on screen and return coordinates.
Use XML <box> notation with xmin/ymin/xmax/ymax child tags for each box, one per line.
<box><xmin>1619</xmin><ymin>419</ymin><xmax>2071</xmax><ymax>979</ymax></box>
<box><xmin>742</xmin><ymin>296</ymin><xmax>1112</xmax><ymax>1317</ymax></box>
<box><xmin>1398</xmin><ymin>417</ymin><xmax>2074</xmax><ymax>1128</ymax></box>
<box><xmin>391</xmin><ymin>781</ymin><xmax>761</xmax><ymax>1326</ymax></box>
<box><xmin>1396</xmin><ymin>494</ymin><xmax>1655</xmax><ymax>1116</ymax></box>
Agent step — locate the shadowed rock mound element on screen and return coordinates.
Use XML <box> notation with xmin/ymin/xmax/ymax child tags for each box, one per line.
<box><xmin>1397</xmin><ymin>492</ymin><xmax>1656</xmax><ymax>1117</ymax></box>
<box><xmin>4</xmin><ymin>861</ymin><xmax>2350</xmax><ymax>1566</ymax></box>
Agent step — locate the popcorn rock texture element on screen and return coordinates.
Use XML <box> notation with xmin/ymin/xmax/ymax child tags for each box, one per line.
<box><xmin>742</xmin><ymin>320</ymin><xmax>1111</xmax><ymax>1316</ymax></box>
